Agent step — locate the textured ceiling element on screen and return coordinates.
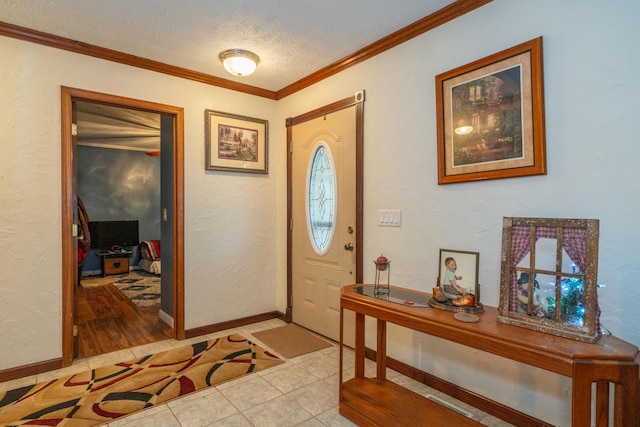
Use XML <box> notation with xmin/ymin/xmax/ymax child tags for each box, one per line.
<box><xmin>0</xmin><ymin>0</ymin><xmax>456</xmax><ymax>92</ymax></box>
<box><xmin>3</xmin><ymin>0</ymin><xmax>458</xmax><ymax>152</ymax></box>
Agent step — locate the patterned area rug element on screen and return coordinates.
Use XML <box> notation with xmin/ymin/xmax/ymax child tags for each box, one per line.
<box><xmin>82</xmin><ymin>271</ymin><xmax>160</xmax><ymax>307</ymax></box>
<box><xmin>0</xmin><ymin>334</ymin><xmax>283</xmax><ymax>426</ymax></box>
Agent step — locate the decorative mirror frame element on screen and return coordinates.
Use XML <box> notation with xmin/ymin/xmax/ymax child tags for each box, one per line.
<box><xmin>498</xmin><ymin>217</ymin><xmax>600</xmax><ymax>343</ymax></box>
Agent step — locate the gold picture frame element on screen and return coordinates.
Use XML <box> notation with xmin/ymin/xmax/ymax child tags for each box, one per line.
<box><xmin>205</xmin><ymin>109</ymin><xmax>268</xmax><ymax>174</ymax></box>
<box><xmin>436</xmin><ymin>37</ymin><xmax>546</xmax><ymax>184</ymax></box>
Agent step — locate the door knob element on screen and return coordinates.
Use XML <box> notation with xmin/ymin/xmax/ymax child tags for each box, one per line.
<box><xmin>344</xmin><ymin>242</ymin><xmax>354</xmax><ymax>251</ymax></box>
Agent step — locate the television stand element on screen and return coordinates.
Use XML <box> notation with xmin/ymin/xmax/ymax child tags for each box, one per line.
<box><xmin>98</xmin><ymin>250</ymin><xmax>132</xmax><ymax>276</ymax></box>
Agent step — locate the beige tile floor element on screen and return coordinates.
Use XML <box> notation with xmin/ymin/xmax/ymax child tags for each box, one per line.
<box><xmin>0</xmin><ymin>319</ymin><xmax>515</xmax><ymax>426</ymax></box>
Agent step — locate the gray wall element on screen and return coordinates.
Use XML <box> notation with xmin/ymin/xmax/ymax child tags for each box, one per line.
<box><xmin>78</xmin><ymin>145</ymin><xmax>161</xmax><ymax>272</ymax></box>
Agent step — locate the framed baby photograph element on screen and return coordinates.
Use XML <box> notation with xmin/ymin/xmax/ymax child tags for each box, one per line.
<box><xmin>439</xmin><ymin>249</ymin><xmax>480</xmax><ymax>301</ymax></box>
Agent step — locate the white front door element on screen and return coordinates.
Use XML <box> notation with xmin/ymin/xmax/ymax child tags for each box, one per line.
<box><xmin>291</xmin><ymin>105</ymin><xmax>358</xmax><ymax>342</ymax></box>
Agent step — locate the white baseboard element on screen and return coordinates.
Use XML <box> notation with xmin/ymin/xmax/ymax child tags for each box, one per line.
<box><xmin>159</xmin><ymin>309</ymin><xmax>174</xmax><ymax>328</ymax></box>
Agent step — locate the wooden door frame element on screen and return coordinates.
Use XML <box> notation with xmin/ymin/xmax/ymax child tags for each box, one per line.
<box><xmin>285</xmin><ymin>91</ymin><xmax>365</xmax><ymax>322</ymax></box>
<box><xmin>61</xmin><ymin>86</ymin><xmax>185</xmax><ymax>366</ymax></box>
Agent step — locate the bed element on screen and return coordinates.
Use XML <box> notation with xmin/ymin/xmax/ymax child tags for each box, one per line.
<box><xmin>139</xmin><ymin>240</ymin><xmax>161</xmax><ymax>274</ymax></box>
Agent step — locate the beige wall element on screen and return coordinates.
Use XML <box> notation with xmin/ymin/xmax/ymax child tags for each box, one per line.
<box><xmin>2</xmin><ymin>0</ymin><xmax>639</xmax><ymax>424</ymax></box>
<box><xmin>1</xmin><ymin>36</ymin><xmax>279</xmax><ymax>368</ymax></box>
<box><xmin>277</xmin><ymin>1</ymin><xmax>640</xmax><ymax>424</ymax></box>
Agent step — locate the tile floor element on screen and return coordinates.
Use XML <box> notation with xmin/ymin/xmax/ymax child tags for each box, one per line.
<box><xmin>0</xmin><ymin>319</ymin><xmax>516</xmax><ymax>426</ymax></box>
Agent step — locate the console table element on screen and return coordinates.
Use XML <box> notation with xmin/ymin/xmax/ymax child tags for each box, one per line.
<box><xmin>339</xmin><ymin>284</ymin><xmax>639</xmax><ymax>426</ymax></box>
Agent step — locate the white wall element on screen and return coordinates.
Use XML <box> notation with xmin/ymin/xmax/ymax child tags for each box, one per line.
<box><xmin>277</xmin><ymin>0</ymin><xmax>640</xmax><ymax>424</ymax></box>
<box><xmin>0</xmin><ymin>36</ymin><xmax>279</xmax><ymax>369</ymax></box>
<box><xmin>2</xmin><ymin>0</ymin><xmax>639</xmax><ymax>424</ymax></box>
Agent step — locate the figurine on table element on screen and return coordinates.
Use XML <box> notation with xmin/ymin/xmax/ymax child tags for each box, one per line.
<box><xmin>441</xmin><ymin>257</ymin><xmax>475</xmax><ymax>307</ymax></box>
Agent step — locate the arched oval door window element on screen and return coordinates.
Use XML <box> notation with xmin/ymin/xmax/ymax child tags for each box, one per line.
<box><xmin>306</xmin><ymin>141</ymin><xmax>337</xmax><ymax>255</ymax></box>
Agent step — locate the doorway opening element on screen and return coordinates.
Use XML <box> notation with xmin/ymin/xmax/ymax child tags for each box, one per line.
<box><xmin>61</xmin><ymin>87</ymin><xmax>185</xmax><ymax>366</ymax></box>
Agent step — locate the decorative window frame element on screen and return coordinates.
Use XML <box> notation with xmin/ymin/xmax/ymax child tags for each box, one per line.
<box><xmin>498</xmin><ymin>217</ymin><xmax>600</xmax><ymax>343</ymax></box>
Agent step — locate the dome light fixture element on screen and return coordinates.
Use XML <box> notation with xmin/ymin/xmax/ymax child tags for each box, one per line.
<box><xmin>219</xmin><ymin>49</ymin><xmax>260</xmax><ymax>76</ymax></box>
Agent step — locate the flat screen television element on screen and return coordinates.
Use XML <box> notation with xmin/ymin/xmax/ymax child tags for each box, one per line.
<box><xmin>89</xmin><ymin>220</ymin><xmax>139</xmax><ymax>249</ymax></box>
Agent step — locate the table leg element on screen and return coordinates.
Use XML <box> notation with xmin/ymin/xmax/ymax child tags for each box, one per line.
<box><xmin>377</xmin><ymin>319</ymin><xmax>386</xmax><ymax>380</ymax></box>
<box><xmin>573</xmin><ymin>359</ymin><xmax>639</xmax><ymax>426</ymax></box>
<box><xmin>354</xmin><ymin>312</ymin><xmax>365</xmax><ymax>378</ymax></box>
<box><xmin>339</xmin><ymin>306</ymin><xmax>344</xmax><ymax>401</ymax></box>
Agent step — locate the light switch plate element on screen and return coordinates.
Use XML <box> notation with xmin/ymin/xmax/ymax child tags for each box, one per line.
<box><xmin>378</xmin><ymin>209</ymin><xmax>402</xmax><ymax>227</ymax></box>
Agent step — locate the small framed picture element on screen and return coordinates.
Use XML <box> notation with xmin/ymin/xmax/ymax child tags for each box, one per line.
<box><xmin>439</xmin><ymin>249</ymin><xmax>480</xmax><ymax>300</ymax></box>
<box><xmin>205</xmin><ymin>109</ymin><xmax>268</xmax><ymax>174</ymax></box>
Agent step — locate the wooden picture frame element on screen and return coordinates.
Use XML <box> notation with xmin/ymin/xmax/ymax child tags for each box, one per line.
<box><xmin>498</xmin><ymin>217</ymin><xmax>600</xmax><ymax>343</ymax></box>
<box><xmin>435</xmin><ymin>37</ymin><xmax>546</xmax><ymax>184</ymax></box>
<box><xmin>205</xmin><ymin>109</ymin><xmax>268</xmax><ymax>174</ymax></box>
<box><xmin>439</xmin><ymin>248</ymin><xmax>480</xmax><ymax>302</ymax></box>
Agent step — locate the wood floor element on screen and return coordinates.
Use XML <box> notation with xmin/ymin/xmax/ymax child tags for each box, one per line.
<box><xmin>76</xmin><ymin>279</ymin><xmax>173</xmax><ymax>359</ymax></box>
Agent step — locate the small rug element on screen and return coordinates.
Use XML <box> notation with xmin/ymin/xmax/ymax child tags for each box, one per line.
<box><xmin>251</xmin><ymin>324</ymin><xmax>332</xmax><ymax>359</ymax></box>
<box><xmin>112</xmin><ymin>271</ymin><xmax>160</xmax><ymax>307</ymax></box>
<box><xmin>82</xmin><ymin>271</ymin><xmax>160</xmax><ymax>307</ymax></box>
<box><xmin>0</xmin><ymin>334</ymin><xmax>283</xmax><ymax>426</ymax></box>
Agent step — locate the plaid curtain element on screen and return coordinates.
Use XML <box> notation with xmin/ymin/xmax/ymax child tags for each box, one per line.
<box><xmin>509</xmin><ymin>226</ymin><xmax>534</xmax><ymax>309</ymax></box>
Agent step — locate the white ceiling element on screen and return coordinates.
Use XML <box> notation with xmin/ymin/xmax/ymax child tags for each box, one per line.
<box><xmin>0</xmin><ymin>0</ymin><xmax>456</xmax><ymax>92</ymax></box>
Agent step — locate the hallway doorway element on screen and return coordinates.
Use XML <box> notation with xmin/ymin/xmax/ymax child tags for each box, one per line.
<box><xmin>61</xmin><ymin>87</ymin><xmax>185</xmax><ymax>366</ymax></box>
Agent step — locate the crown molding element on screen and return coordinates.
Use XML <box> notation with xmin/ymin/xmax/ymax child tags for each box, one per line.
<box><xmin>0</xmin><ymin>0</ymin><xmax>491</xmax><ymax>100</ymax></box>
<box><xmin>0</xmin><ymin>21</ymin><xmax>277</xmax><ymax>100</ymax></box>
<box><xmin>276</xmin><ymin>0</ymin><xmax>492</xmax><ymax>99</ymax></box>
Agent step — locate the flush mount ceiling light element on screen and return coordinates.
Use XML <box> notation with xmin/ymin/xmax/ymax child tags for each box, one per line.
<box><xmin>219</xmin><ymin>49</ymin><xmax>260</xmax><ymax>76</ymax></box>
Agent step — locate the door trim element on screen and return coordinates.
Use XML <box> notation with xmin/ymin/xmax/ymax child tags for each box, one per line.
<box><xmin>61</xmin><ymin>86</ymin><xmax>185</xmax><ymax>366</ymax></box>
<box><xmin>285</xmin><ymin>92</ymin><xmax>365</xmax><ymax>322</ymax></box>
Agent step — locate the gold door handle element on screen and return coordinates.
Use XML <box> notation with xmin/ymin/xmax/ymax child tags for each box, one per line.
<box><xmin>344</xmin><ymin>243</ymin><xmax>354</xmax><ymax>251</ymax></box>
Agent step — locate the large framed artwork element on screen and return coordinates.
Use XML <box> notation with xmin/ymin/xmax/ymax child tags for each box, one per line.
<box><xmin>205</xmin><ymin>109</ymin><xmax>268</xmax><ymax>174</ymax></box>
<box><xmin>435</xmin><ymin>37</ymin><xmax>546</xmax><ymax>184</ymax></box>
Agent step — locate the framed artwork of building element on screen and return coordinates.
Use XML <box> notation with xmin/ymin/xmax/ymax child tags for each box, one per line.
<box><xmin>436</xmin><ymin>37</ymin><xmax>546</xmax><ymax>184</ymax></box>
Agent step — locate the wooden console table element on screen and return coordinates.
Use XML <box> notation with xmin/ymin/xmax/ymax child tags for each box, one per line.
<box><xmin>339</xmin><ymin>284</ymin><xmax>639</xmax><ymax>427</ymax></box>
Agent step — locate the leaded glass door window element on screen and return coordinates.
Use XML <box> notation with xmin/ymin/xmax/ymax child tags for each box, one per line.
<box><xmin>306</xmin><ymin>141</ymin><xmax>337</xmax><ymax>255</ymax></box>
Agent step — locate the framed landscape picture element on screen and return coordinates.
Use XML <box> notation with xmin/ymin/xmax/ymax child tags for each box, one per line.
<box><xmin>435</xmin><ymin>37</ymin><xmax>546</xmax><ymax>184</ymax></box>
<box><xmin>205</xmin><ymin>110</ymin><xmax>268</xmax><ymax>174</ymax></box>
